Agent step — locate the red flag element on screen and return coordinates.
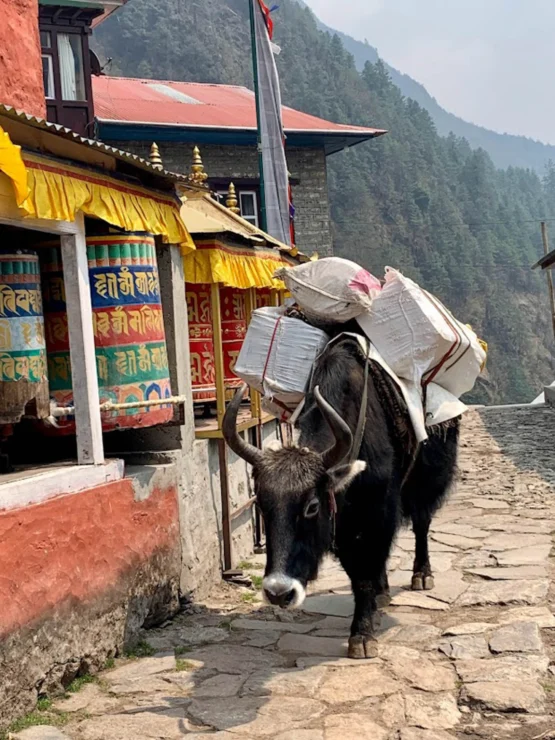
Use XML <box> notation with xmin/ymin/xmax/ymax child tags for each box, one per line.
<box><xmin>257</xmin><ymin>0</ymin><xmax>274</xmax><ymax>40</ymax></box>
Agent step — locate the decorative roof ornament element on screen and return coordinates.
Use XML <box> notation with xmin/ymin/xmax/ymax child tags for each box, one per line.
<box><xmin>191</xmin><ymin>145</ymin><xmax>209</xmax><ymax>186</ymax></box>
<box><xmin>226</xmin><ymin>182</ymin><xmax>240</xmax><ymax>214</ymax></box>
<box><xmin>149</xmin><ymin>142</ymin><xmax>163</xmax><ymax>169</ymax></box>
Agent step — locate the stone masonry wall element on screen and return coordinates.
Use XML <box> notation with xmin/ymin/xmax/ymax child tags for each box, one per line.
<box><xmin>182</xmin><ymin>422</ymin><xmax>279</xmax><ymax>598</ymax></box>
<box><xmin>107</xmin><ymin>140</ymin><xmax>334</xmax><ymax>257</ymax></box>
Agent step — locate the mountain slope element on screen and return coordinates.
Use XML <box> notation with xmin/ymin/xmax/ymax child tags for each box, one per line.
<box><xmin>299</xmin><ymin>1</ymin><xmax>555</xmax><ymax>172</ymax></box>
<box><xmin>94</xmin><ymin>0</ymin><xmax>555</xmax><ymax>403</ymax></box>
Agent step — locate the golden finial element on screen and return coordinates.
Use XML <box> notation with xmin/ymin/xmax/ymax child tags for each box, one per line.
<box><xmin>149</xmin><ymin>142</ymin><xmax>163</xmax><ymax>169</ymax></box>
<box><xmin>191</xmin><ymin>145</ymin><xmax>208</xmax><ymax>185</ymax></box>
<box><xmin>226</xmin><ymin>182</ymin><xmax>240</xmax><ymax>214</ymax></box>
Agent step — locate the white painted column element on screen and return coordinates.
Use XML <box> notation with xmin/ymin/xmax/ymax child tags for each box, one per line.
<box><xmin>60</xmin><ymin>212</ymin><xmax>104</xmax><ymax>465</ymax></box>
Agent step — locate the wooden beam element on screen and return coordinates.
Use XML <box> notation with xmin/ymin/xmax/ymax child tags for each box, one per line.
<box><xmin>60</xmin><ymin>212</ymin><xmax>104</xmax><ymax>465</ymax></box>
<box><xmin>0</xmin><ymin>215</ymin><xmax>80</xmax><ymax>235</ymax></box>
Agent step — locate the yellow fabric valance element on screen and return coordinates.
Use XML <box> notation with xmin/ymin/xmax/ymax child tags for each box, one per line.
<box><xmin>0</xmin><ymin>126</ymin><xmax>194</xmax><ymax>254</ymax></box>
<box><xmin>21</xmin><ymin>154</ymin><xmax>195</xmax><ymax>254</ymax></box>
<box><xmin>183</xmin><ymin>240</ymin><xmax>293</xmax><ymax>289</ymax></box>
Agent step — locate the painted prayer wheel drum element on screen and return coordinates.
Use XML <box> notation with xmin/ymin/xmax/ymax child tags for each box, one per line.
<box><xmin>220</xmin><ymin>287</ymin><xmax>247</xmax><ymax>398</ymax></box>
<box><xmin>186</xmin><ymin>283</ymin><xmax>216</xmax><ymax>402</ymax></box>
<box><xmin>42</xmin><ymin>234</ymin><xmax>173</xmax><ymax>434</ymax></box>
<box><xmin>255</xmin><ymin>288</ymin><xmax>272</xmax><ymax>309</ymax></box>
<box><xmin>0</xmin><ymin>250</ymin><xmax>49</xmax><ymax>424</ymax></box>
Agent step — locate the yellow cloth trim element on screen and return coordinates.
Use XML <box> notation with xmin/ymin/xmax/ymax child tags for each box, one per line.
<box><xmin>183</xmin><ymin>243</ymin><xmax>291</xmax><ymax>289</ymax></box>
<box><xmin>0</xmin><ymin>126</ymin><xmax>30</xmax><ymax>206</ymax></box>
<box><xmin>17</xmin><ymin>152</ymin><xmax>194</xmax><ymax>254</ymax></box>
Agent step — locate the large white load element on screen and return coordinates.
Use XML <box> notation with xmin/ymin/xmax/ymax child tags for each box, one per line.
<box><xmin>275</xmin><ymin>257</ymin><xmax>382</xmax><ymax>324</ymax></box>
<box><xmin>357</xmin><ymin>267</ymin><xmax>486</xmax><ymax>398</ymax></box>
<box><xmin>234</xmin><ymin>306</ymin><xmax>329</xmax><ymax>417</ymax></box>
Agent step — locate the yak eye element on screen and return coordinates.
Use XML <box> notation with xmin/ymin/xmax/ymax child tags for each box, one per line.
<box><xmin>304</xmin><ymin>497</ymin><xmax>320</xmax><ymax>519</ymax></box>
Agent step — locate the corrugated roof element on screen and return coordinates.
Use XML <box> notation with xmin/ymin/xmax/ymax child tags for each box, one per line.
<box><xmin>532</xmin><ymin>248</ymin><xmax>555</xmax><ymax>271</ymax></box>
<box><xmin>0</xmin><ymin>104</ymin><xmax>196</xmax><ymax>186</ymax></box>
<box><xmin>93</xmin><ymin>77</ymin><xmax>386</xmax><ymax>138</ymax></box>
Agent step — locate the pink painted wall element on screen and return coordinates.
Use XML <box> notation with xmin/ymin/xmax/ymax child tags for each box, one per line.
<box><xmin>0</xmin><ymin>477</ymin><xmax>180</xmax><ymax>638</ymax></box>
<box><xmin>0</xmin><ymin>0</ymin><xmax>46</xmax><ymax>118</ymax></box>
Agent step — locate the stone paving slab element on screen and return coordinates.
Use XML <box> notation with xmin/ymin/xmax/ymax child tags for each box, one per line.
<box><xmin>21</xmin><ymin>406</ymin><xmax>555</xmax><ymax>740</ymax></box>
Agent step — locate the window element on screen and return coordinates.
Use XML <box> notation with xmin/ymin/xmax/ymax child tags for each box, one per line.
<box><xmin>57</xmin><ymin>33</ymin><xmax>86</xmax><ymax>101</ymax></box>
<box><xmin>239</xmin><ymin>191</ymin><xmax>259</xmax><ymax>227</ymax></box>
<box><xmin>42</xmin><ymin>55</ymin><xmax>55</xmax><ymax>99</ymax></box>
<box><xmin>40</xmin><ymin>31</ymin><xmax>51</xmax><ymax>48</ymax></box>
<box><xmin>215</xmin><ymin>189</ymin><xmax>259</xmax><ymax>227</ymax></box>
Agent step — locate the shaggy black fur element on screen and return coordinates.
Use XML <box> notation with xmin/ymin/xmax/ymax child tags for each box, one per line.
<box><xmin>253</xmin><ymin>335</ymin><xmax>459</xmax><ymax>659</ymax></box>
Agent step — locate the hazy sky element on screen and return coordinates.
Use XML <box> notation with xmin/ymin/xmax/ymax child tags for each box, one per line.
<box><xmin>304</xmin><ymin>0</ymin><xmax>555</xmax><ymax>145</ymax></box>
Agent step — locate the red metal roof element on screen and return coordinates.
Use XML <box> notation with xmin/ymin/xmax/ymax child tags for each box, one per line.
<box><xmin>93</xmin><ymin>76</ymin><xmax>385</xmax><ymax>137</ymax></box>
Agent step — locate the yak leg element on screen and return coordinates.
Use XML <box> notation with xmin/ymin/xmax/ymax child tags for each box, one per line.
<box><xmin>347</xmin><ymin>578</ymin><xmax>381</xmax><ymax>659</ymax></box>
<box><xmin>411</xmin><ymin>508</ymin><xmax>434</xmax><ymax>591</ymax></box>
<box><xmin>340</xmin><ymin>554</ymin><xmax>390</xmax><ymax>659</ymax></box>
<box><xmin>375</xmin><ymin>565</ymin><xmax>391</xmax><ymax>608</ymax></box>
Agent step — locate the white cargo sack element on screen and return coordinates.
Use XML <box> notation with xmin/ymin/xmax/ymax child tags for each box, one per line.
<box><xmin>234</xmin><ymin>306</ymin><xmax>329</xmax><ymax>410</ymax></box>
<box><xmin>357</xmin><ymin>268</ymin><xmax>486</xmax><ymax>398</ymax></box>
<box><xmin>275</xmin><ymin>257</ymin><xmax>381</xmax><ymax>323</ymax></box>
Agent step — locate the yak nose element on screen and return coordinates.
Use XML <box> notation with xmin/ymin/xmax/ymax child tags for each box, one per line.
<box><xmin>263</xmin><ymin>574</ymin><xmax>305</xmax><ymax>608</ymax></box>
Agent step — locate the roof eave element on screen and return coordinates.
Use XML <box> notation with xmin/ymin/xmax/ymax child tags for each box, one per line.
<box><xmin>532</xmin><ymin>248</ymin><xmax>555</xmax><ymax>270</ymax></box>
<box><xmin>96</xmin><ymin>119</ymin><xmax>387</xmax><ymax>155</ymax></box>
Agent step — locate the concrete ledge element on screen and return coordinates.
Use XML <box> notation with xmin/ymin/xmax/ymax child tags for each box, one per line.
<box><xmin>0</xmin><ymin>459</ymin><xmax>124</xmax><ymax>512</ymax></box>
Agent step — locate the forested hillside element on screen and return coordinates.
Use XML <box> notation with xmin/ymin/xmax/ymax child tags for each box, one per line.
<box><xmin>303</xmin><ymin>4</ymin><xmax>555</xmax><ymax>172</ymax></box>
<box><xmin>94</xmin><ymin>0</ymin><xmax>555</xmax><ymax>403</ymax></box>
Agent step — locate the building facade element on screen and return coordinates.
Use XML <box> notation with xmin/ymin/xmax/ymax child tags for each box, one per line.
<box><xmin>92</xmin><ymin>77</ymin><xmax>385</xmax><ymax>257</ymax></box>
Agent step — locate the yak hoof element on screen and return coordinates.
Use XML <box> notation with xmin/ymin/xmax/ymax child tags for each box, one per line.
<box><xmin>412</xmin><ymin>573</ymin><xmax>434</xmax><ymax>591</ymax></box>
<box><xmin>376</xmin><ymin>592</ymin><xmax>391</xmax><ymax>608</ymax></box>
<box><xmin>411</xmin><ymin>574</ymin><xmax>424</xmax><ymax>591</ymax></box>
<box><xmin>348</xmin><ymin>634</ymin><xmax>378</xmax><ymax>660</ymax></box>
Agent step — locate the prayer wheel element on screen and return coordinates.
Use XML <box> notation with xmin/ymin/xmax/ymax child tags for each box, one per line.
<box><xmin>220</xmin><ymin>287</ymin><xmax>247</xmax><ymax>397</ymax></box>
<box><xmin>255</xmin><ymin>288</ymin><xmax>272</xmax><ymax>309</ymax></box>
<box><xmin>186</xmin><ymin>282</ymin><xmax>216</xmax><ymax>402</ymax></box>
<box><xmin>42</xmin><ymin>233</ymin><xmax>173</xmax><ymax>434</ymax></box>
<box><xmin>0</xmin><ymin>250</ymin><xmax>49</xmax><ymax>424</ymax></box>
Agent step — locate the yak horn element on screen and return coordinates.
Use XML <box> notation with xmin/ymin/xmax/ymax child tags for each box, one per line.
<box><xmin>223</xmin><ymin>384</ymin><xmax>264</xmax><ymax>466</ymax></box>
<box><xmin>314</xmin><ymin>386</ymin><xmax>353</xmax><ymax>469</ymax></box>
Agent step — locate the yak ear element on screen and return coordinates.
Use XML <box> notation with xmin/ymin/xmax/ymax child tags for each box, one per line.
<box><xmin>328</xmin><ymin>460</ymin><xmax>367</xmax><ymax>493</ymax></box>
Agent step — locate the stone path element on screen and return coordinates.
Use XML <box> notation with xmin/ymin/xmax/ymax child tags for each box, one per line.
<box><xmin>15</xmin><ymin>406</ymin><xmax>555</xmax><ymax>739</ymax></box>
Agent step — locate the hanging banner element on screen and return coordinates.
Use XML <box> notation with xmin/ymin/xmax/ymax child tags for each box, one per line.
<box><xmin>252</xmin><ymin>0</ymin><xmax>291</xmax><ymax>246</ymax></box>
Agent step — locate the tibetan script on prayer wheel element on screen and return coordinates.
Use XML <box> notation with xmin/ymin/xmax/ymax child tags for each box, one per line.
<box><xmin>0</xmin><ymin>250</ymin><xmax>49</xmax><ymax>424</ymax></box>
<box><xmin>186</xmin><ymin>283</ymin><xmax>216</xmax><ymax>402</ymax></box>
<box><xmin>42</xmin><ymin>233</ymin><xmax>173</xmax><ymax>434</ymax></box>
<box><xmin>220</xmin><ymin>287</ymin><xmax>247</xmax><ymax>399</ymax></box>
<box><xmin>255</xmin><ymin>288</ymin><xmax>272</xmax><ymax>309</ymax></box>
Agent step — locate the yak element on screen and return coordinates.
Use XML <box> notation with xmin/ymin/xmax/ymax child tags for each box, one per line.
<box><xmin>223</xmin><ymin>334</ymin><xmax>459</xmax><ymax>659</ymax></box>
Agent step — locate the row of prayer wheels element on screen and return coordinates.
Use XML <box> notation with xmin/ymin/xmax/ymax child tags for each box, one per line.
<box><xmin>187</xmin><ymin>285</ymin><xmax>276</xmax><ymax>404</ymax></box>
<box><xmin>0</xmin><ymin>234</ymin><xmax>173</xmax><ymax>433</ymax></box>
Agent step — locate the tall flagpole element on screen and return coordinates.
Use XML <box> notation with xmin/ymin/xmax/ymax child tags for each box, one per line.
<box><xmin>248</xmin><ymin>0</ymin><xmax>268</xmax><ymax>233</ymax></box>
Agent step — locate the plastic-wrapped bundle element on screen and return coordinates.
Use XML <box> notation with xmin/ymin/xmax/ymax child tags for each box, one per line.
<box><xmin>275</xmin><ymin>257</ymin><xmax>381</xmax><ymax>324</ymax></box>
<box><xmin>357</xmin><ymin>268</ymin><xmax>486</xmax><ymax>398</ymax></box>
<box><xmin>234</xmin><ymin>306</ymin><xmax>329</xmax><ymax>410</ymax></box>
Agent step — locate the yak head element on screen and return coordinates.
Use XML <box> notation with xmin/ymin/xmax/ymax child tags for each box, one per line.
<box><xmin>223</xmin><ymin>384</ymin><xmax>366</xmax><ymax>609</ymax></box>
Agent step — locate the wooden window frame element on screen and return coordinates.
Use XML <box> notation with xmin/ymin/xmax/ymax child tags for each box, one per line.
<box><xmin>40</xmin><ymin>20</ymin><xmax>94</xmax><ymax>136</ymax></box>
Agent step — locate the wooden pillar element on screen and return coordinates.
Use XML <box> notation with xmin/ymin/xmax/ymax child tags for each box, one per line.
<box><xmin>211</xmin><ymin>283</ymin><xmax>226</xmax><ymax>429</ymax></box>
<box><xmin>60</xmin><ymin>212</ymin><xmax>104</xmax><ymax>465</ymax></box>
